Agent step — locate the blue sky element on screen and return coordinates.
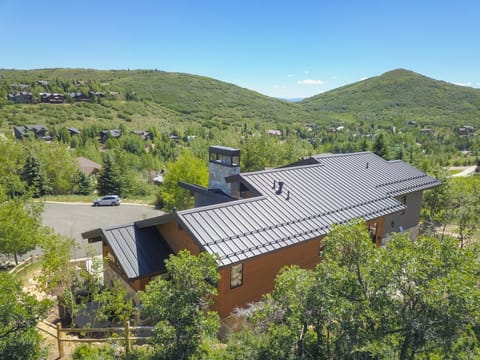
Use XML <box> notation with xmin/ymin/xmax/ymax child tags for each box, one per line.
<box><xmin>1</xmin><ymin>0</ymin><xmax>479</xmax><ymax>98</ymax></box>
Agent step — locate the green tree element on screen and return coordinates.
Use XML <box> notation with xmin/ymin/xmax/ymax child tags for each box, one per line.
<box><xmin>21</xmin><ymin>152</ymin><xmax>46</xmax><ymax>197</ymax></box>
<box><xmin>160</xmin><ymin>150</ymin><xmax>208</xmax><ymax>211</ymax></box>
<box><xmin>372</xmin><ymin>132</ymin><xmax>389</xmax><ymax>158</ymax></box>
<box><xmin>0</xmin><ymin>272</ymin><xmax>49</xmax><ymax>359</ymax></box>
<box><xmin>238</xmin><ymin>221</ymin><xmax>480</xmax><ymax>359</ymax></box>
<box><xmin>73</xmin><ymin>170</ymin><xmax>92</xmax><ymax>195</ymax></box>
<box><xmin>0</xmin><ymin>188</ymin><xmax>45</xmax><ymax>264</ymax></box>
<box><xmin>97</xmin><ymin>153</ymin><xmax>122</xmax><ymax>196</ymax></box>
<box><xmin>139</xmin><ymin>250</ymin><xmax>220</xmax><ymax>360</ymax></box>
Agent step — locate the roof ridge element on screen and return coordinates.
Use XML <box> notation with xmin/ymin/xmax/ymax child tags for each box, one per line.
<box><xmin>177</xmin><ymin>195</ymin><xmax>268</xmax><ymax>215</ymax></box>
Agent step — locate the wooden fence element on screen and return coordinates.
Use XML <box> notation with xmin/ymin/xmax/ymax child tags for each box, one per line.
<box><xmin>55</xmin><ymin>321</ymin><xmax>154</xmax><ymax>358</ymax></box>
<box><xmin>8</xmin><ymin>255</ymin><xmax>40</xmax><ymax>275</ymax></box>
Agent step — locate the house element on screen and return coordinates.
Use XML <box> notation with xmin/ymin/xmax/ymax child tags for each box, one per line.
<box><xmin>458</xmin><ymin>125</ymin><xmax>475</xmax><ymax>136</ymax></box>
<box><xmin>13</xmin><ymin>125</ymin><xmax>50</xmax><ymax>140</ymax></box>
<box><xmin>131</xmin><ymin>130</ymin><xmax>154</xmax><ymax>141</ymax></box>
<box><xmin>99</xmin><ymin>129</ymin><xmax>122</xmax><ymax>143</ymax></box>
<box><xmin>7</xmin><ymin>92</ymin><xmax>33</xmax><ymax>104</ymax></box>
<box><xmin>70</xmin><ymin>92</ymin><xmax>89</xmax><ymax>102</ymax></box>
<box><xmin>88</xmin><ymin>91</ymin><xmax>106</xmax><ymax>98</ymax></box>
<box><xmin>82</xmin><ymin>146</ymin><xmax>440</xmax><ymax>318</ymax></box>
<box><xmin>76</xmin><ymin>157</ymin><xmax>102</xmax><ymax>176</ymax></box>
<box><xmin>39</xmin><ymin>92</ymin><xmax>65</xmax><ymax>104</ymax></box>
<box><xmin>68</xmin><ymin>127</ymin><xmax>81</xmax><ymax>136</ymax></box>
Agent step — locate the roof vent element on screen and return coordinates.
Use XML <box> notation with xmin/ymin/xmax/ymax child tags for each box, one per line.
<box><xmin>286</xmin><ymin>191</ymin><xmax>290</xmax><ymax>200</ymax></box>
<box><xmin>276</xmin><ymin>181</ymin><xmax>284</xmax><ymax>195</ymax></box>
<box><xmin>272</xmin><ymin>180</ymin><xmax>276</xmax><ymax>189</ymax></box>
<box><xmin>366</xmin><ymin>162</ymin><xmax>369</xmax><ymax>169</ymax></box>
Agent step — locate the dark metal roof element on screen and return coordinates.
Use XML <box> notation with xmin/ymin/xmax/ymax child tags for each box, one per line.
<box><xmin>209</xmin><ymin>145</ymin><xmax>240</xmax><ymax>156</ymax></box>
<box><xmin>177</xmin><ymin>152</ymin><xmax>440</xmax><ymax>267</ymax></box>
<box><xmin>99</xmin><ymin>223</ymin><xmax>173</xmax><ymax>279</ymax></box>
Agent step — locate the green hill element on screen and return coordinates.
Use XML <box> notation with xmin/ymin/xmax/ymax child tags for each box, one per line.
<box><xmin>301</xmin><ymin>69</ymin><xmax>480</xmax><ymax>126</ymax></box>
<box><xmin>1</xmin><ymin>68</ymin><xmax>480</xmax><ymax>135</ymax></box>
<box><xmin>0</xmin><ymin>68</ymin><xmax>308</xmax><ymax>133</ymax></box>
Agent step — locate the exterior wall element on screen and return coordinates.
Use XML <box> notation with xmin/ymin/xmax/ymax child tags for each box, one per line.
<box><xmin>382</xmin><ymin>190</ymin><xmax>423</xmax><ymax>240</ymax></box>
<box><xmin>213</xmin><ymin>236</ymin><xmax>324</xmax><ymax>317</ymax></box>
<box><xmin>208</xmin><ymin>162</ymin><xmax>240</xmax><ymax>197</ymax></box>
<box><xmin>156</xmin><ymin>220</ymin><xmax>200</xmax><ymax>255</ymax></box>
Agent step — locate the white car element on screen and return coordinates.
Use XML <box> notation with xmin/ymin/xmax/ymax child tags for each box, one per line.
<box><xmin>92</xmin><ymin>195</ymin><xmax>121</xmax><ymax>206</ymax></box>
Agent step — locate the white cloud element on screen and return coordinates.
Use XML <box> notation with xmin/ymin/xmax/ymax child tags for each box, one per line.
<box><xmin>454</xmin><ymin>82</ymin><xmax>472</xmax><ymax>87</ymax></box>
<box><xmin>360</xmin><ymin>76</ymin><xmax>369</xmax><ymax>81</ymax></box>
<box><xmin>297</xmin><ymin>79</ymin><xmax>325</xmax><ymax>85</ymax></box>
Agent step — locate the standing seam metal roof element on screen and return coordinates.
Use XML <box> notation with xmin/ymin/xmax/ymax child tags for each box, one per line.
<box><xmin>100</xmin><ymin>223</ymin><xmax>173</xmax><ymax>279</ymax></box>
<box><xmin>177</xmin><ymin>152</ymin><xmax>440</xmax><ymax>267</ymax></box>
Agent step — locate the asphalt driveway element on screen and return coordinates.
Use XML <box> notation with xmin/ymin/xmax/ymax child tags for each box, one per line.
<box><xmin>42</xmin><ymin>202</ymin><xmax>163</xmax><ymax>259</ymax></box>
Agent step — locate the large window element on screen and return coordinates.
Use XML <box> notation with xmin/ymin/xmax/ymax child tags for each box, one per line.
<box><xmin>230</xmin><ymin>263</ymin><xmax>243</xmax><ymax>288</ymax></box>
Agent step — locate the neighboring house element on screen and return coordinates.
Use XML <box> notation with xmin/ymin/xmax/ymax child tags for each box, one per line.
<box><xmin>88</xmin><ymin>91</ymin><xmax>106</xmax><ymax>98</ymax></box>
<box><xmin>131</xmin><ymin>130</ymin><xmax>154</xmax><ymax>141</ymax></box>
<box><xmin>76</xmin><ymin>156</ymin><xmax>102</xmax><ymax>176</ymax></box>
<box><xmin>70</xmin><ymin>92</ymin><xmax>89</xmax><ymax>102</ymax></box>
<box><xmin>39</xmin><ymin>92</ymin><xmax>65</xmax><ymax>104</ymax></box>
<box><xmin>7</xmin><ymin>92</ymin><xmax>33</xmax><ymax>104</ymax></box>
<box><xmin>458</xmin><ymin>125</ymin><xmax>475</xmax><ymax>136</ymax></box>
<box><xmin>13</xmin><ymin>124</ymin><xmax>50</xmax><ymax>140</ymax></box>
<box><xmin>100</xmin><ymin>129</ymin><xmax>122</xmax><ymax>143</ymax></box>
<box><xmin>68</xmin><ymin>127</ymin><xmax>81</xmax><ymax>136</ymax></box>
<box><xmin>82</xmin><ymin>146</ymin><xmax>440</xmax><ymax>318</ymax></box>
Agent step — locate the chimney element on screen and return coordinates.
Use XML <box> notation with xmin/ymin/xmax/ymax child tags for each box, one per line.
<box><xmin>208</xmin><ymin>146</ymin><xmax>241</xmax><ymax>198</ymax></box>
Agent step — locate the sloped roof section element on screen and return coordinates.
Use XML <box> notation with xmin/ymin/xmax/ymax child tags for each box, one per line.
<box><xmin>101</xmin><ymin>223</ymin><xmax>173</xmax><ymax>279</ymax></box>
<box><xmin>177</xmin><ymin>152</ymin><xmax>439</xmax><ymax>267</ymax></box>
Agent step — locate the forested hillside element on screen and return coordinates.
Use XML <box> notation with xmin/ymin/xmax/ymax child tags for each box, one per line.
<box><xmin>301</xmin><ymin>69</ymin><xmax>480</xmax><ymax>126</ymax></box>
<box><xmin>0</xmin><ymin>67</ymin><xmax>479</xmax><ymax>205</ymax></box>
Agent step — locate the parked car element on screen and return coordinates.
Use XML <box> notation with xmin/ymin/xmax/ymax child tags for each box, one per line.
<box><xmin>92</xmin><ymin>195</ymin><xmax>121</xmax><ymax>206</ymax></box>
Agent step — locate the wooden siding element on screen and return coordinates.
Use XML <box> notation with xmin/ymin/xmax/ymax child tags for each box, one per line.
<box><xmin>156</xmin><ymin>221</ymin><xmax>200</xmax><ymax>255</ymax></box>
<box><xmin>213</xmin><ymin>235</ymin><xmax>323</xmax><ymax>317</ymax></box>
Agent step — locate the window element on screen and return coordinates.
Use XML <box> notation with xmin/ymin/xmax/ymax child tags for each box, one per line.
<box><xmin>230</xmin><ymin>263</ymin><xmax>243</xmax><ymax>288</ymax></box>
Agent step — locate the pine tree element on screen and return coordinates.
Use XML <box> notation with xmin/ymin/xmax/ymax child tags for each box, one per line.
<box><xmin>21</xmin><ymin>153</ymin><xmax>45</xmax><ymax>197</ymax></box>
<box><xmin>73</xmin><ymin>171</ymin><xmax>92</xmax><ymax>195</ymax></box>
<box><xmin>97</xmin><ymin>154</ymin><xmax>121</xmax><ymax>196</ymax></box>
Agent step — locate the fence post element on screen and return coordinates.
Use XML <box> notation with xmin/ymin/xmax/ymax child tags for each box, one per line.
<box><xmin>125</xmin><ymin>321</ymin><xmax>131</xmax><ymax>354</ymax></box>
<box><xmin>57</xmin><ymin>322</ymin><xmax>64</xmax><ymax>358</ymax></box>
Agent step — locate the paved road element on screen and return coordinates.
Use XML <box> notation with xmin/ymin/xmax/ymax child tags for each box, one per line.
<box><xmin>41</xmin><ymin>202</ymin><xmax>163</xmax><ymax>259</ymax></box>
<box><xmin>450</xmin><ymin>166</ymin><xmax>477</xmax><ymax>177</ymax></box>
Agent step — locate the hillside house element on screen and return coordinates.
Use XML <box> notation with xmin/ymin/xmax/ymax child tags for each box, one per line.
<box><xmin>7</xmin><ymin>92</ymin><xmax>33</xmax><ymax>104</ymax></box>
<box><xmin>100</xmin><ymin>129</ymin><xmax>122</xmax><ymax>143</ymax></box>
<box><xmin>40</xmin><ymin>92</ymin><xmax>65</xmax><ymax>104</ymax></box>
<box><xmin>76</xmin><ymin>156</ymin><xmax>102</xmax><ymax>176</ymax></box>
<box><xmin>70</xmin><ymin>92</ymin><xmax>89</xmax><ymax>102</ymax></box>
<box><xmin>68</xmin><ymin>127</ymin><xmax>81</xmax><ymax>136</ymax></box>
<box><xmin>82</xmin><ymin>146</ymin><xmax>440</xmax><ymax>317</ymax></box>
<box><xmin>13</xmin><ymin>124</ymin><xmax>50</xmax><ymax>140</ymax></box>
<box><xmin>458</xmin><ymin>125</ymin><xmax>475</xmax><ymax>136</ymax></box>
<box><xmin>131</xmin><ymin>130</ymin><xmax>154</xmax><ymax>141</ymax></box>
